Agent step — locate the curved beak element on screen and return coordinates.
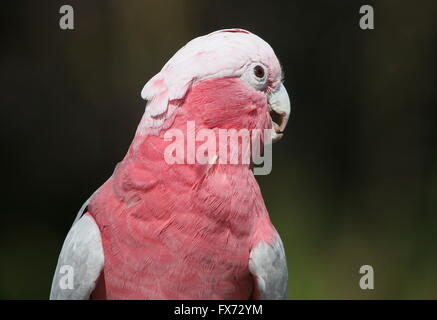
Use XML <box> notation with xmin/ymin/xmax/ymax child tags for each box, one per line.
<box><xmin>268</xmin><ymin>83</ymin><xmax>291</xmax><ymax>142</ymax></box>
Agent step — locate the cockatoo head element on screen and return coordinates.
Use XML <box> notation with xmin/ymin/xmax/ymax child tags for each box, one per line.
<box><xmin>138</xmin><ymin>29</ymin><xmax>291</xmax><ymax>143</ymax></box>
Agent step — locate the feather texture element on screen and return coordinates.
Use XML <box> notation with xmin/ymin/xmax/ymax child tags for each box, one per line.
<box><xmin>52</xmin><ymin>28</ymin><xmax>288</xmax><ymax>300</ymax></box>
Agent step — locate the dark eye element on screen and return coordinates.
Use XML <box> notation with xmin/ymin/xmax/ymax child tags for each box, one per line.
<box><xmin>253</xmin><ymin>65</ymin><xmax>265</xmax><ymax>78</ymax></box>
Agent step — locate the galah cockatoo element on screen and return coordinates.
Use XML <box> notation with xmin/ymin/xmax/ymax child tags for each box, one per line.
<box><xmin>50</xmin><ymin>29</ymin><xmax>291</xmax><ymax>300</ymax></box>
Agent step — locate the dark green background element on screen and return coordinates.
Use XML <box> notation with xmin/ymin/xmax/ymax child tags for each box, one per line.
<box><xmin>1</xmin><ymin>0</ymin><xmax>436</xmax><ymax>299</ymax></box>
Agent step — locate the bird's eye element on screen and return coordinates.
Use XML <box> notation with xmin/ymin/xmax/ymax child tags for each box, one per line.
<box><xmin>254</xmin><ymin>65</ymin><xmax>265</xmax><ymax>78</ymax></box>
<box><xmin>241</xmin><ymin>62</ymin><xmax>268</xmax><ymax>91</ymax></box>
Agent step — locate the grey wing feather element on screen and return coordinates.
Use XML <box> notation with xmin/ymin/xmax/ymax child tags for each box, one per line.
<box><xmin>249</xmin><ymin>235</ymin><xmax>288</xmax><ymax>300</ymax></box>
<box><xmin>72</xmin><ymin>187</ymin><xmax>101</xmax><ymax>226</ymax></box>
<box><xmin>50</xmin><ymin>214</ymin><xmax>104</xmax><ymax>300</ymax></box>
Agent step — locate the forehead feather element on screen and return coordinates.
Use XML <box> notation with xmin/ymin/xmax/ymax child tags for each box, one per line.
<box><xmin>139</xmin><ymin>29</ymin><xmax>282</xmax><ymax>134</ymax></box>
<box><xmin>162</xmin><ymin>29</ymin><xmax>280</xmax><ymax>84</ymax></box>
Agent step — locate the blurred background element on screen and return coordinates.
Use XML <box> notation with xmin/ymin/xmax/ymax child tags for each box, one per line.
<box><xmin>0</xmin><ymin>0</ymin><xmax>436</xmax><ymax>299</ymax></box>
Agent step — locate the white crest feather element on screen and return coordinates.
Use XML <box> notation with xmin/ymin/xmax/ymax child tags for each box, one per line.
<box><xmin>136</xmin><ymin>29</ymin><xmax>280</xmax><ymax>136</ymax></box>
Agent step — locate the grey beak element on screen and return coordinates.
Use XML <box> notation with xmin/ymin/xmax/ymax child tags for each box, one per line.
<box><xmin>268</xmin><ymin>83</ymin><xmax>291</xmax><ymax>142</ymax></box>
